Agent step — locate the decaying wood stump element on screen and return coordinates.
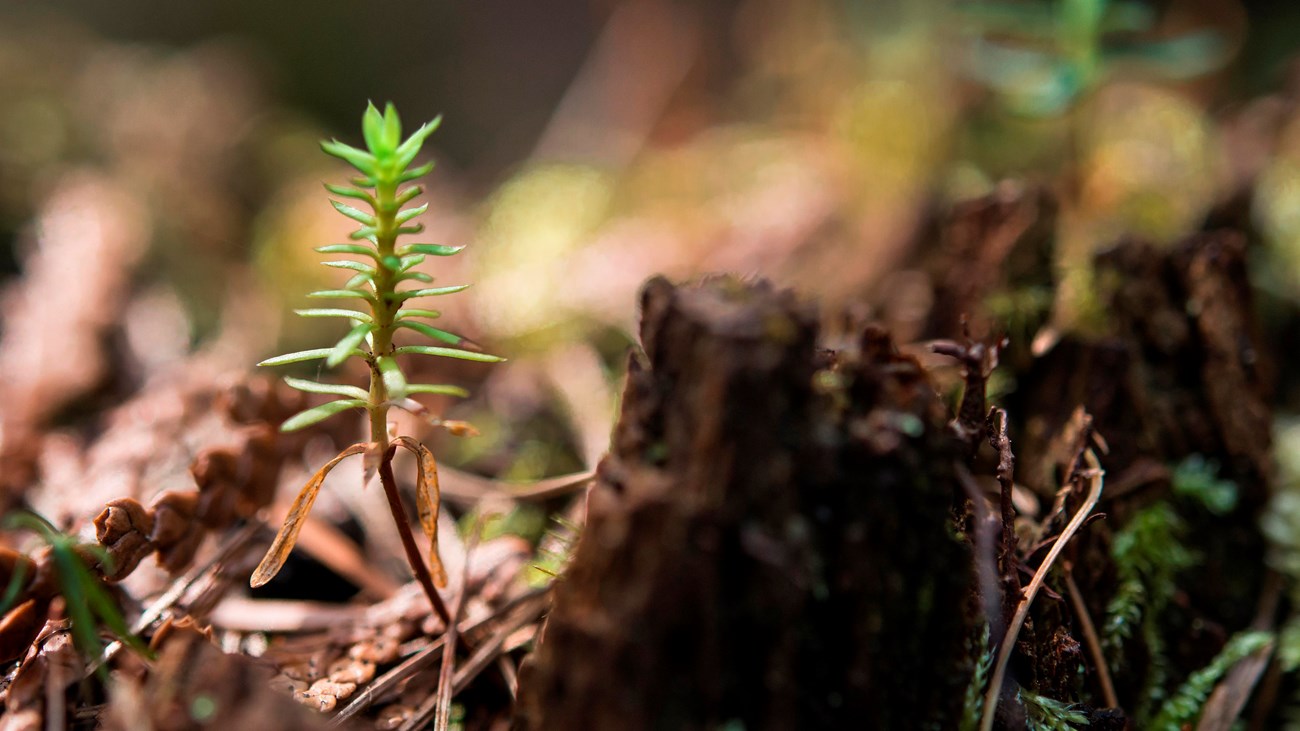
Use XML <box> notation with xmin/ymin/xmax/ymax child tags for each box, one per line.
<box><xmin>514</xmin><ymin>276</ymin><xmax>974</xmax><ymax>730</ymax></box>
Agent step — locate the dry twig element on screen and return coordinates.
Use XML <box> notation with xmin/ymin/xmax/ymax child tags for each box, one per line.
<box><xmin>980</xmin><ymin>449</ymin><xmax>1105</xmax><ymax>731</ymax></box>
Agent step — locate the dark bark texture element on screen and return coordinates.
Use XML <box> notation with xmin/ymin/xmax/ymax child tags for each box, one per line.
<box><xmin>514</xmin><ymin>276</ymin><xmax>974</xmax><ymax>730</ymax></box>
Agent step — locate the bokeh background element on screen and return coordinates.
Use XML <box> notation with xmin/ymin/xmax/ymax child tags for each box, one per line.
<box><xmin>4</xmin><ymin>0</ymin><xmax>1300</xmax><ymax>487</ymax></box>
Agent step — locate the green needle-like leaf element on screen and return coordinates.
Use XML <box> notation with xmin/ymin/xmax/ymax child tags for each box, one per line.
<box><xmin>323</xmin><ymin>183</ymin><xmax>376</xmax><ymax>206</ymax></box>
<box><xmin>349</xmin><ymin>226</ymin><xmax>379</xmax><ymax>241</ymax></box>
<box><xmin>308</xmin><ymin>289</ymin><xmax>377</xmax><ymax>304</ymax></box>
<box><xmin>395</xmin><ymin>203</ymin><xmax>428</xmax><ymax>225</ymax></box>
<box><xmin>400</xmin><ymin>244</ymin><xmax>464</xmax><ymax>257</ymax></box>
<box><xmin>396</xmin><ymin>185</ymin><xmax>423</xmax><ymax>205</ymax></box>
<box><xmin>398</xmin><ymin>161</ymin><xmax>435</xmax><ymax>183</ymax></box>
<box><xmin>397</xmin><ymin>308</ymin><xmax>442</xmax><ymax>320</ymax></box>
<box><xmin>395</xmin><ymin>224</ymin><xmax>424</xmax><ymax>236</ymax></box>
<box><xmin>259</xmin><ymin>348</ymin><xmax>342</xmax><ymax>367</ymax></box>
<box><xmin>396</xmin><ymin>320</ymin><xmax>468</xmax><ymax>346</ymax></box>
<box><xmin>377</xmin><ymin>356</ymin><xmax>408</xmax><ymax>399</ymax></box>
<box><xmin>344</xmin><ymin>271</ymin><xmax>375</xmax><ymax>289</ymax></box>
<box><xmin>395</xmin><ymin>345</ymin><xmax>504</xmax><ymax>362</ymax></box>
<box><xmin>281</xmin><ymin>399</ymin><xmax>369</xmax><ymax>432</ymax></box>
<box><xmin>362</xmin><ymin>101</ymin><xmax>387</xmax><ymax>154</ymax></box>
<box><xmin>398</xmin><ymin>254</ymin><xmax>426</xmax><ymax>270</ymax></box>
<box><xmin>328</xmin><ymin>321</ymin><xmax>373</xmax><ymax>366</ymax></box>
<box><xmin>331</xmin><ymin>200</ymin><xmax>377</xmax><ymax>226</ymax></box>
<box><xmin>323</xmin><ymin>260</ymin><xmax>376</xmax><ymax>275</ymax></box>
<box><xmin>395</xmin><ymin>271</ymin><xmax>434</xmax><ymax>284</ymax></box>
<box><xmin>389</xmin><ymin>284</ymin><xmax>469</xmax><ymax>301</ymax></box>
<box><xmin>394</xmin><ymin>115</ymin><xmax>442</xmax><ymax>169</ymax></box>
<box><xmin>294</xmin><ymin>308</ymin><xmax>372</xmax><ymax>323</ymax></box>
<box><xmin>316</xmin><ymin>243</ymin><xmax>380</xmax><ymax>259</ymax></box>
<box><xmin>382</xmin><ymin>103</ymin><xmax>403</xmax><ymax>150</ymax></box>
<box><xmin>283</xmin><ymin>376</ymin><xmax>369</xmax><ymax>400</ymax></box>
<box><xmin>321</xmin><ymin>140</ymin><xmax>377</xmax><ymax>174</ymax></box>
<box><xmin>406</xmin><ymin>384</ymin><xmax>471</xmax><ymax>398</ymax></box>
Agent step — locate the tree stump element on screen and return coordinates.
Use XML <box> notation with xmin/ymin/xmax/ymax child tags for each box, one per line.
<box><xmin>514</xmin><ymin>276</ymin><xmax>974</xmax><ymax>730</ymax></box>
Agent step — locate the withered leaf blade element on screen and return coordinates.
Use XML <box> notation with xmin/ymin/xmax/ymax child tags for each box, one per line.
<box><xmin>250</xmin><ymin>443</ymin><xmax>367</xmax><ymax>588</ymax></box>
<box><xmin>395</xmin><ymin>436</ymin><xmax>447</xmax><ymax>588</ymax></box>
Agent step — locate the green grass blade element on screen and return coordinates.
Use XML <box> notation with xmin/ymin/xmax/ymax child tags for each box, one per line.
<box><xmin>0</xmin><ymin>560</ymin><xmax>29</xmax><ymax>615</ymax></box>
<box><xmin>51</xmin><ymin>548</ymin><xmax>105</xmax><ymax>663</ymax></box>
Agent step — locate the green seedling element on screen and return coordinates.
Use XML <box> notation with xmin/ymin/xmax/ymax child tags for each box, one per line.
<box><xmin>251</xmin><ymin>102</ymin><xmax>502</xmax><ymax>624</ymax></box>
<box><xmin>959</xmin><ymin>0</ymin><xmax>1228</xmax><ymax>116</ymax></box>
<box><xmin>2</xmin><ymin>512</ymin><xmax>150</xmax><ymax>675</ymax></box>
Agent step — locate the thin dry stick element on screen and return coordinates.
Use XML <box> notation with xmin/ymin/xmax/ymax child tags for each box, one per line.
<box><xmin>331</xmin><ymin>586</ymin><xmax>550</xmax><ymax>724</ymax></box>
<box><xmin>1063</xmin><ymin>569</ymin><xmax>1118</xmax><ymax>709</ymax></box>
<box><xmin>450</xmin><ymin>607</ymin><xmax>542</xmax><ymax>693</ymax></box>
<box><xmin>957</xmin><ymin>464</ymin><xmax>1004</xmax><ymax>637</ymax></box>
<box><xmin>497</xmin><ymin>655</ymin><xmax>519</xmax><ymax>699</ymax></box>
<box><xmin>979</xmin><ymin>449</ymin><xmax>1104</xmax><ymax>731</ymax></box>
<box><xmin>45</xmin><ymin>647</ymin><xmax>63</xmax><ymax>731</ymax></box>
<box><xmin>403</xmin><ymin>598</ymin><xmax>547</xmax><ymax>730</ymax></box>
<box><xmin>433</xmin><ymin>527</ymin><xmax>478</xmax><ymax>731</ymax></box>
<box><xmin>87</xmin><ymin>521</ymin><xmax>267</xmax><ymax>677</ymax></box>
<box><xmin>378</xmin><ymin>446</ymin><xmax>451</xmax><ymax>625</ymax></box>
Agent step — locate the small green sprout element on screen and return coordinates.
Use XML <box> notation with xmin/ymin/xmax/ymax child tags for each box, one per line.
<box><xmin>252</xmin><ymin>102</ymin><xmax>502</xmax><ymax>624</ymax></box>
<box><xmin>3</xmin><ymin>512</ymin><xmax>150</xmax><ymax>675</ymax></box>
<box><xmin>959</xmin><ymin>0</ymin><xmax>1228</xmax><ymax>116</ymax></box>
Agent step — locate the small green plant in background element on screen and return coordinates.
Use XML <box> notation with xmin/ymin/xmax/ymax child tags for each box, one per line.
<box><xmin>1100</xmin><ymin>455</ymin><xmax>1258</xmax><ymax>726</ymax></box>
<box><xmin>251</xmin><ymin>102</ymin><xmax>502</xmax><ymax>623</ymax></box>
<box><xmin>1019</xmin><ymin>688</ymin><xmax>1088</xmax><ymax>731</ymax></box>
<box><xmin>1148</xmin><ymin>630</ymin><xmax>1273</xmax><ymax>731</ymax></box>
<box><xmin>1</xmin><ymin>513</ymin><xmax>150</xmax><ymax>675</ymax></box>
<box><xmin>959</xmin><ymin>0</ymin><xmax>1228</xmax><ymax>116</ymax></box>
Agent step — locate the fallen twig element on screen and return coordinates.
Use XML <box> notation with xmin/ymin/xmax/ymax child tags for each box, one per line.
<box><xmin>1063</xmin><ymin>569</ymin><xmax>1118</xmax><ymax>709</ymax></box>
<box><xmin>980</xmin><ymin>449</ymin><xmax>1104</xmax><ymax>731</ymax></box>
<box><xmin>330</xmin><ymin>586</ymin><xmax>550</xmax><ymax>724</ymax></box>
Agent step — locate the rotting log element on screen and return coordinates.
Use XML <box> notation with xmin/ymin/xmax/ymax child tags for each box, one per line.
<box><xmin>514</xmin><ymin>276</ymin><xmax>974</xmax><ymax>730</ymax></box>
